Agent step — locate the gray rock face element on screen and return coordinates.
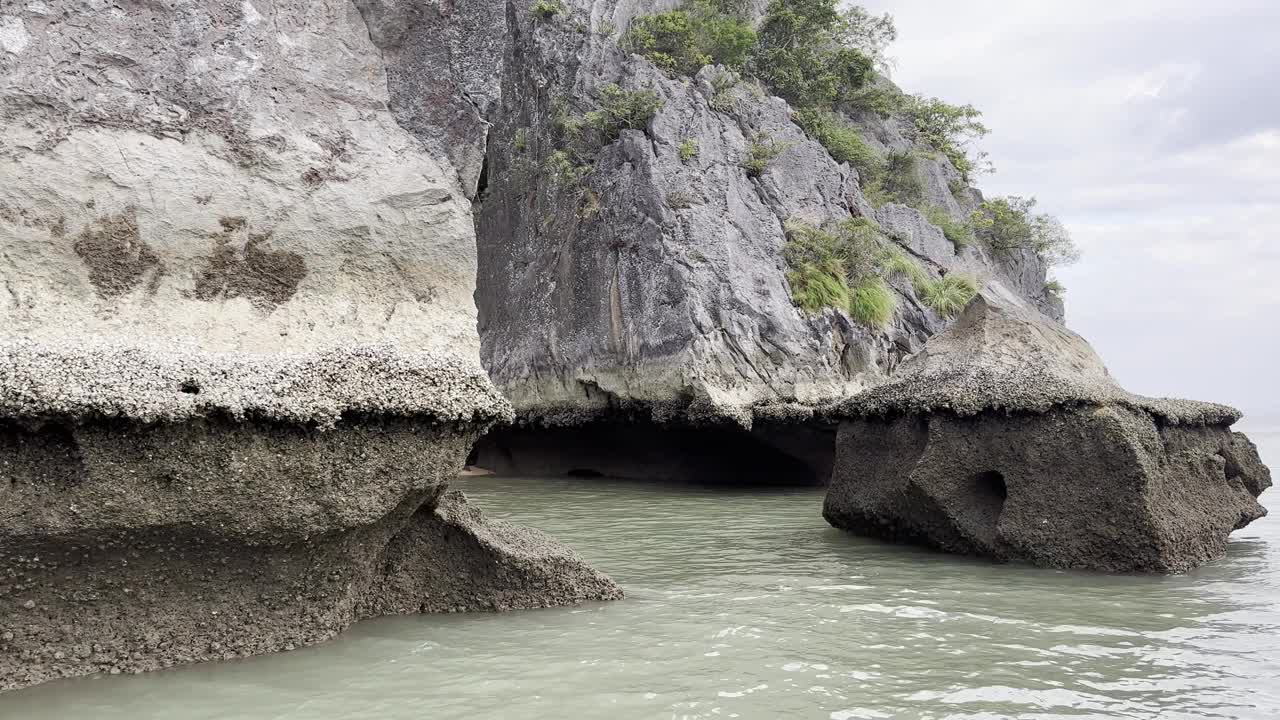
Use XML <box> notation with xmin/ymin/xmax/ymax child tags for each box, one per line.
<box><xmin>470</xmin><ymin>1</ymin><xmax>1060</xmax><ymax>429</ymax></box>
<box><xmin>823</xmin><ymin>295</ymin><xmax>1271</xmax><ymax>572</ymax></box>
<box><xmin>0</xmin><ymin>0</ymin><xmax>621</xmax><ymax>691</ymax></box>
<box><xmin>1</xmin><ymin>0</ymin><xmax>485</xmax><ymax>357</ymax></box>
<box><xmin>0</xmin><ymin>418</ymin><xmax>620</xmax><ymax>692</ymax></box>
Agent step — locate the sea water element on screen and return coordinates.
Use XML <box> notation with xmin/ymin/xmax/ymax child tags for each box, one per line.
<box><xmin>3</xmin><ymin>434</ymin><xmax>1277</xmax><ymax>719</ymax></box>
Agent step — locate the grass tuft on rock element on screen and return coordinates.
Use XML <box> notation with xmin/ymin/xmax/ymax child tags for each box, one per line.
<box><xmin>787</xmin><ymin>260</ymin><xmax>851</xmax><ymax>314</ymax></box>
<box><xmin>924</xmin><ymin>206</ymin><xmax>973</xmax><ymax>250</ymax></box>
<box><xmin>743</xmin><ymin>135</ymin><xmax>789</xmax><ymax>177</ymax></box>
<box><xmin>794</xmin><ymin>108</ymin><xmax>881</xmax><ymax>181</ymax></box>
<box><xmin>919</xmin><ymin>274</ymin><xmax>978</xmax><ymax>317</ymax></box>
<box><xmin>848</xmin><ymin>276</ymin><xmax>895</xmax><ymax>328</ymax></box>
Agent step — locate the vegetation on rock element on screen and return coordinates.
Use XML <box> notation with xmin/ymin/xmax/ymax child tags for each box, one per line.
<box><xmin>794</xmin><ymin>108</ymin><xmax>880</xmax><ymax>180</ymax></box>
<box><xmin>862</xmin><ymin>150</ymin><xmax>924</xmax><ymax>208</ymax></box>
<box><xmin>840</xmin><ymin>6</ymin><xmax>898</xmax><ymax>74</ymax></box>
<box><xmin>903</xmin><ymin>95</ymin><xmax>990</xmax><ymax>181</ymax></box>
<box><xmin>752</xmin><ymin>0</ymin><xmax>874</xmax><ymax>108</ymax></box>
<box><xmin>973</xmin><ymin>196</ymin><xmax>1079</xmax><ymax>266</ymax></box>
<box><xmin>678</xmin><ymin>138</ymin><xmax>700</xmax><ymax>162</ymax></box>
<box><xmin>548</xmin><ymin>84</ymin><xmax>664</xmax><ymax>186</ymax></box>
<box><xmin>785</xmin><ymin>217</ymin><xmax>980</xmax><ymax>324</ymax></box>
<box><xmin>708</xmin><ymin>71</ymin><xmax>740</xmax><ymax>113</ymax></box>
<box><xmin>530</xmin><ymin>0</ymin><xmax>563</xmax><ymax>21</ymax></box>
<box><xmin>585</xmin><ymin>84</ymin><xmax>664</xmax><ymax>142</ymax></box>
<box><xmin>622</xmin><ymin>0</ymin><xmax>757</xmax><ymax>75</ymax></box>
<box><xmin>743</xmin><ymin>135</ymin><xmax>789</xmax><ymax>177</ymax></box>
<box><xmin>848</xmin><ymin>276</ymin><xmax>896</xmax><ymax>327</ymax></box>
<box><xmin>924</xmin><ymin>206</ymin><xmax>974</xmax><ymax>250</ymax></box>
<box><xmin>624</xmin><ymin>0</ymin><xmax>876</xmax><ymax>110</ymax></box>
<box><xmin>609</xmin><ymin>1</ymin><xmax>1069</xmax><ymax>306</ymax></box>
<box><xmin>919</xmin><ymin>275</ymin><xmax>979</xmax><ymax>316</ymax></box>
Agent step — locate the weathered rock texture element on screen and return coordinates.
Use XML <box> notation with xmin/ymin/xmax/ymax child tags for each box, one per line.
<box><xmin>0</xmin><ymin>0</ymin><xmax>621</xmax><ymax>691</ymax></box>
<box><xmin>823</xmin><ymin>294</ymin><xmax>1272</xmax><ymax>572</ymax></box>
<box><xmin>1</xmin><ymin>1</ymin><xmax>483</xmax><ymax>356</ymax></box>
<box><xmin>469</xmin><ymin>2</ymin><xmax>1061</xmax><ymax>430</ymax></box>
<box><xmin>0</xmin><ymin>416</ymin><xmax>619</xmax><ymax>691</ymax></box>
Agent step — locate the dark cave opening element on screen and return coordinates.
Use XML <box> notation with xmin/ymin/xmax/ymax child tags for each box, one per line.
<box><xmin>470</xmin><ymin>421</ymin><xmax>836</xmax><ymax>486</ymax></box>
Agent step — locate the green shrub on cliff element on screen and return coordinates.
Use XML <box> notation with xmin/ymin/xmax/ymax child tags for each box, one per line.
<box><xmin>624</xmin><ymin>0</ymin><xmax>876</xmax><ymax>110</ymax></box>
<box><xmin>880</xmin><ymin>248</ymin><xmax>977</xmax><ymax>317</ymax></box>
<box><xmin>973</xmin><ymin>196</ymin><xmax>1034</xmax><ymax>251</ymax></box>
<box><xmin>841</xmin><ymin>6</ymin><xmax>897</xmax><ymax>75</ymax></box>
<box><xmin>708</xmin><ymin>71</ymin><xmax>740</xmax><ymax>113</ymax></box>
<box><xmin>530</xmin><ymin>0</ymin><xmax>563</xmax><ymax>21</ymax></box>
<box><xmin>880</xmin><ymin>251</ymin><xmax>929</xmax><ymax>290</ymax></box>
<box><xmin>788</xmin><ymin>259</ymin><xmax>851</xmax><ymax>314</ymax></box>
<box><xmin>862</xmin><ymin>150</ymin><xmax>924</xmax><ymax>208</ymax></box>
<box><xmin>679</xmin><ymin>138</ymin><xmax>700</xmax><ymax>162</ymax></box>
<box><xmin>904</xmin><ymin>95</ymin><xmax>989</xmax><ymax>181</ymax></box>
<box><xmin>623</xmin><ymin>1</ymin><xmax>756</xmax><ymax>75</ymax></box>
<box><xmin>550</xmin><ymin>83</ymin><xmax>664</xmax><ymax>174</ymax></box>
<box><xmin>546</xmin><ymin>149</ymin><xmax>588</xmax><ymax>185</ymax></box>
<box><xmin>972</xmin><ymin>196</ymin><xmax>1079</xmax><ymax>266</ymax></box>
<box><xmin>752</xmin><ymin>0</ymin><xmax>874</xmax><ymax>108</ymax></box>
<box><xmin>586</xmin><ymin>84</ymin><xmax>664</xmax><ymax>141</ymax></box>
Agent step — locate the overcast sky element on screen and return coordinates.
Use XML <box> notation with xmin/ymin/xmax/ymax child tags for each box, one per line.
<box><xmin>859</xmin><ymin>0</ymin><xmax>1280</xmax><ymax>426</ymax></box>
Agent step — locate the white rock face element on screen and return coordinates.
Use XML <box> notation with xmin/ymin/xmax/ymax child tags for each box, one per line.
<box><xmin>0</xmin><ymin>0</ymin><xmax>483</xmax><ymax>367</ymax></box>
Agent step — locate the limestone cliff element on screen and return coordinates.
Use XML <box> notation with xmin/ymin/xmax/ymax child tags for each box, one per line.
<box><xmin>1</xmin><ymin>0</ymin><xmax>483</xmax><ymax>356</ymax></box>
<box><xmin>465</xmin><ymin>0</ymin><xmax>1062</xmax><ymax>428</ymax></box>
<box><xmin>0</xmin><ymin>0</ymin><xmax>622</xmax><ymax>691</ymax></box>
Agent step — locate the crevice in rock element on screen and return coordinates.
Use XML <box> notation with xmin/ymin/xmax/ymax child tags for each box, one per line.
<box><xmin>476</xmin><ymin>152</ymin><xmax>490</xmax><ymax>198</ymax></box>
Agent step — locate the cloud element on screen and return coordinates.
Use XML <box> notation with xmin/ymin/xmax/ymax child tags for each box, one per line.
<box><xmin>861</xmin><ymin>0</ymin><xmax>1280</xmax><ymax>419</ymax></box>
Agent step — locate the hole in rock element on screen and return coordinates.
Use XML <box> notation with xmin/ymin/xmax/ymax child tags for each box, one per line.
<box><xmin>178</xmin><ymin>381</ymin><xmax>201</xmax><ymax>395</ymax></box>
<box><xmin>566</xmin><ymin>468</ymin><xmax>606</xmax><ymax>478</ymax></box>
<box><xmin>972</xmin><ymin>470</ymin><xmax>1007</xmax><ymax>503</ymax></box>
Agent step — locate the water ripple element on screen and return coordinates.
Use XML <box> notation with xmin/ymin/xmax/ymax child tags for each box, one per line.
<box><xmin>2</xmin><ymin>434</ymin><xmax>1278</xmax><ymax>719</ymax></box>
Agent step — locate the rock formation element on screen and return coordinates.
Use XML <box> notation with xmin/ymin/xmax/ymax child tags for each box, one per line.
<box><xmin>822</xmin><ymin>291</ymin><xmax>1272</xmax><ymax>572</ymax></box>
<box><xmin>0</xmin><ymin>0</ymin><xmax>619</xmax><ymax>692</ymax></box>
<box><xmin>461</xmin><ymin>1</ymin><xmax>1061</xmax><ymax>478</ymax></box>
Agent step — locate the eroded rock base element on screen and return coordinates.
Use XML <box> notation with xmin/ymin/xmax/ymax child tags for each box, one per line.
<box><xmin>823</xmin><ymin>406</ymin><xmax>1271</xmax><ymax>572</ymax></box>
<box><xmin>472</xmin><ymin>421</ymin><xmax>834</xmax><ymax>486</ymax></box>
<box><xmin>0</xmin><ymin>418</ymin><xmax>619</xmax><ymax>691</ymax></box>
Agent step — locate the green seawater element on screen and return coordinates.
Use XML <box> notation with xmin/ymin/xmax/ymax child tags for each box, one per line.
<box><xmin>3</xmin><ymin>434</ymin><xmax>1278</xmax><ymax>719</ymax></box>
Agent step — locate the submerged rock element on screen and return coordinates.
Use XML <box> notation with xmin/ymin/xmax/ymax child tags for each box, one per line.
<box><xmin>823</xmin><ymin>292</ymin><xmax>1271</xmax><ymax>572</ymax></box>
